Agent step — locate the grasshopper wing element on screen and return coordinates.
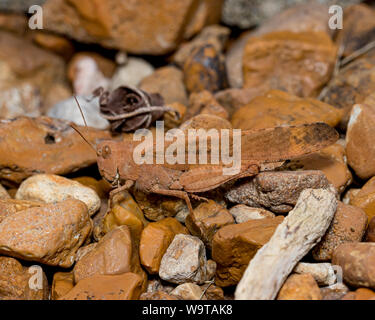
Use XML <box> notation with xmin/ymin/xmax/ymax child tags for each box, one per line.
<box><xmin>240</xmin><ymin>122</ymin><xmax>339</xmax><ymax>162</ymax></box>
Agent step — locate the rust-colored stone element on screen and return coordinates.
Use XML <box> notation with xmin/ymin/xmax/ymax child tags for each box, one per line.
<box><xmin>51</xmin><ymin>272</ymin><xmax>74</xmax><ymax>300</ymax></box>
<box><xmin>242</xmin><ymin>31</ymin><xmax>337</xmax><ymax>98</ymax></box>
<box><xmin>185</xmin><ymin>200</ymin><xmax>234</xmax><ymax>249</ymax></box>
<box><xmin>231</xmin><ymin>90</ymin><xmax>343</xmax><ymax>130</ymax></box>
<box><xmin>277</xmin><ymin>274</ymin><xmax>322</xmax><ymax>300</ymax></box>
<box><xmin>43</xmin><ymin>0</ymin><xmax>222</xmax><ymax>55</ymax></box>
<box><xmin>140</xmin><ymin>218</ymin><xmax>189</xmax><ymax>274</ymax></box>
<box><xmin>33</xmin><ymin>32</ymin><xmax>74</xmax><ymax>60</ymax></box>
<box><xmin>60</xmin><ymin>272</ymin><xmax>143</xmax><ymax>300</ymax></box>
<box><xmin>366</xmin><ymin>217</ymin><xmax>375</xmax><ymax>242</ymax></box>
<box><xmin>0</xmin><ymin>199</ymin><xmax>43</xmax><ymax>223</ymax></box>
<box><xmin>212</xmin><ymin>216</ymin><xmax>284</xmax><ymax>287</ymax></box>
<box><xmin>312</xmin><ymin>202</ymin><xmax>367</xmax><ymax>261</ymax></box>
<box><xmin>332</xmin><ymin>242</ymin><xmax>375</xmax><ymax>289</ymax></box>
<box><xmin>342</xmin><ymin>288</ymin><xmax>375</xmax><ymax>300</ymax></box>
<box><xmin>0</xmin><ymin>117</ymin><xmax>110</xmax><ymax>185</ymax></box>
<box><xmin>351</xmin><ymin>176</ymin><xmax>375</xmax><ymax>222</ymax></box>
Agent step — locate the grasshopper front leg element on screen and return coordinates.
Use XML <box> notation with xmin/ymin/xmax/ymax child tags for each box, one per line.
<box><xmin>108</xmin><ymin>180</ymin><xmax>135</xmax><ymax>208</ymax></box>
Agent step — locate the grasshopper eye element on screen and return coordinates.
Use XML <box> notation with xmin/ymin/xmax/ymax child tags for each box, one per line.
<box><xmin>101</xmin><ymin>145</ymin><xmax>111</xmax><ymax>159</ymax></box>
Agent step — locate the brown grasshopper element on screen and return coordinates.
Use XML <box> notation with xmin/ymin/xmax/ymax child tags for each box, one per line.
<box><xmin>74</xmin><ymin>124</ymin><xmax>338</xmax><ymax>214</ymax></box>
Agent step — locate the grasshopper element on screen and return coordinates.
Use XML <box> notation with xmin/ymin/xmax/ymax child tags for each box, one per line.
<box><xmin>71</xmin><ymin>98</ymin><xmax>338</xmax><ymax>213</ymax></box>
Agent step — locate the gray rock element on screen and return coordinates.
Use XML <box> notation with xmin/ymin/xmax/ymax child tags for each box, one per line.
<box><xmin>47</xmin><ymin>96</ymin><xmax>109</xmax><ymax>130</ymax></box>
<box><xmin>225</xmin><ymin>170</ymin><xmax>332</xmax><ymax>213</ymax></box>
<box><xmin>0</xmin><ymin>0</ymin><xmax>45</xmax><ymax>12</ymax></box>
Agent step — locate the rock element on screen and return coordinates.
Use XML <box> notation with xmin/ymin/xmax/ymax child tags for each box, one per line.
<box><xmin>145</xmin><ymin>278</ymin><xmax>174</xmax><ymax>294</ymax></box>
<box><xmin>173</xmin><ymin>24</ymin><xmax>230</xmax><ymax>67</ymax></box>
<box><xmin>332</xmin><ymin>242</ymin><xmax>375</xmax><ymax>289</ymax></box>
<box><xmin>60</xmin><ymin>272</ymin><xmax>143</xmax><ymax>300</ymax></box>
<box><xmin>183</xmin><ymin>44</ymin><xmax>227</xmax><ymax>93</ymax></box>
<box><xmin>336</xmin><ymin>4</ymin><xmax>375</xmax><ymax>58</ymax></box>
<box><xmin>277</xmin><ymin>274</ymin><xmax>322</xmax><ymax>300</ymax></box>
<box><xmin>185</xmin><ymin>200</ymin><xmax>234</xmax><ymax>249</ymax></box>
<box><xmin>139</xmin><ymin>66</ymin><xmax>188</xmax><ymax>105</ymax></box>
<box><xmin>0</xmin><ymin>82</ymin><xmax>42</xmax><ymax>119</ymax></box>
<box><xmin>0</xmin><ymin>199</ymin><xmax>43</xmax><ymax>223</ymax></box>
<box><xmin>350</xmin><ymin>176</ymin><xmax>375</xmax><ymax>221</ymax></box>
<box><xmin>212</xmin><ymin>216</ymin><xmax>283</xmax><ymax>287</ymax></box>
<box><xmin>320</xmin><ymin>283</ymin><xmax>349</xmax><ymax>300</ymax></box>
<box><xmin>43</xmin><ymin>0</ymin><xmax>222</xmax><ymax>55</ymax></box>
<box><xmin>73</xmin><ymin>225</ymin><xmax>146</xmax><ymax>287</ymax></box>
<box><xmin>16</xmin><ymin>174</ymin><xmax>101</xmax><ymax>216</ymax></box>
<box><xmin>159</xmin><ymin>234</ymin><xmax>210</xmax><ymax>284</ymax></box>
<box><xmin>366</xmin><ymin>217</ymin><xmax>375</xmax><ymax>242</ymax></box>
<box><xmin>242</xmin><ymin>31</ymin><xmax>337</xmax><ymax>98</ymax></box>
<box><xmin>163</xmin><ymin>102</ymin><xmax>187</xmax><ymax>130</ymax></box>
<box><xmin>0</xmin><ymin>12</ymin><xmax>27</xmax><ymax>34</ymax></box>
<box><xmin>321</xmin><ymin>52</ymin><xmax>375</xmax><ymax>127</ymax></box>
<box><xmin>140</xmin><ymin>291</ymin><xmax>180</xmax><ymax>300</ymax></box>
<box><xmin>185</xmin><ymin>90</ymin><xmax>228</xmax><ymax>121</ymax></box>
<box><xmin>47</xmin><ymin>96</ymin><xmax>109</xmax><ymax>130</ymax></box>
<box><xmin>0</xmin><ymin>199</ymin><xmax>92</xmax><ymax>267</ymax></box>
<box><xmin>102</xmin><ymin>202</ymin><xmax>146</xmax><ymax>241</ymax></box>
<box><xmin>140</xmin><ymin>217</ymin><xmax>189</xmax><ymax>274</ymax></box>
<box><xmin>68</xmin><ymin>52</ymin><xmax>116</xmax><ymax>80</ymax></box>
<box><xmin>33</xmin><ymin>32</ymin><xmax>74</xmax><ymax>60</ymax></box>
<box><xmin>72</xmin><ymin>177</ymin><xmax>111</xmax><ymax>199</ymax></box>
<box><xmin>232</xmin><ymin>90</ymin><xmax>343</xmax><ymax>130</ymax></box>
<box><xmin>170</xmin><ymin>283</ymin><xmax>204</xmax><ymax>300</ymax></box>
<box><xmin>235</xmin><ymin>189</ymin><xmax>337</xmax><ymax>300</ymax></box>
<box><xmin>0</xmin><ymin>184</ymin><xmax>10</xmax><ymax>200</ymax></box>
<box><xmin>68</xmin><ymin>56</ymin><xmax>110</xmax><ymax>95</ymax></box>
<box><xmin>201</xmin><ymin>283</ymin><xmax>225</xmax><ymax>300</ymax></box>
<box><xmin>180</xmin><ymin>113</ymin><xmax>232</xmax><ymax>132</ymax></box>
<box><xmin>226</xmin><ymin>170</ymin><xmax>332</xmax><ymax>214</ymax></box>
<box><xmin>346</xmin><ymin>103</ymin><xmax>375</xmax><ymax>180</ymax></box>
<box><xmin>0</xmin><ymin>31</ymin><xmax>66</xmax><ymax>100</ymax></box>
<box><xmin>229</xmin><ymin>205</ymin><xmax>275</xmax><ymax>223</ymax></box>
<box><xmin>221</xmin><ymin>0</ymin><xmax>358</xmax><ymax>29</ymax></box>
<box><xmin>342</xmin><ymin>188</ymin><xmax>360</xmax><ymax>205</ymax></box>
<box><xmin>133</xmin><ymin>190</ymin><xmax>186</xmax><ymax>222</ymax></box>
<box><xmin>0</xmin><ymin>117</ymin><xmax>111</xmax><ymax>185</ymax></box>
<box><xmin>293</xmin><ymin>262</ymin><xmax>337</xmax><ymax>286</ymax></box>
<box><xmin>51</xmin><ymin>272</ymin><xmax>74</xmax><ymax>300</ymax></box>
<box><xmin>0</xmin><ymin>0</ymin><xmax>46</xmax><ymax>11</ymax></box>
<box><xmin>75</xmin><ymin>243</ymin><xmax>97</xmax><ymax>262</ymax></box>
<box><xmin>312</xmin><ymin>202</ymin><xmax>367</xmax><ymax>261</ymax></box>
<box><xmin>286</xmin><ymin>143</ymin><xmax>352</xmax><ymax>194</ymax></box>
<box><xmin>110</xmin><ymin>57</ymin><xmax>154</xmax><ymax>90</ymax></box>
<box><xmin>342</xmin><ymin>288</ymin><xmax>375</xmax><ymax>300</ymax></box>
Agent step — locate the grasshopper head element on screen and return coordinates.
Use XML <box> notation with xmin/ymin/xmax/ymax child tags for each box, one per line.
<box><xmin>97</xmin><ymin>139</ymin><xmax>138</xmax><ymax>186</ymax></box>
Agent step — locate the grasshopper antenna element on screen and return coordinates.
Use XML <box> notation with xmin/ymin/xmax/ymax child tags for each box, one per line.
<box><xmin>70</xmin><ymin>95</ymin><xmax>98</xmax><ymax>154</ymax></box>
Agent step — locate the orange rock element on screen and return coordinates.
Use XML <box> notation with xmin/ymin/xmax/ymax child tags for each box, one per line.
<box><xmin>287</xmin><ymin>143</ymin><xmax>352</xmax><ymax>194</ymax></box>
<box><xmin>73</xmin><ymin>225</ymin><xmax>146</xmax><ymax>289</ymax></box>
<box><xmin>60</xmin><ymin>272</ymin><xmax>143</xmax><ymax>300</ymax></box>
<box><xmin>202</xmin><ymin>283</ymin><xmax>224</xmax><ymax>300</ymax></box>
<box><xmin>140</xmin><ymin>291</ymin><xmax>180</xmax><ymax>300</ymax></box>
<box><xmin>73</xmin><ymin>176</ymin><xmax>111</xmax><ymax>199</ymax></box>
<box><xmin>0</xmin><ymin>184</ymin><xmax>10</xmax><ymax>200</ymax></box>
<box><xmin>33</xmin><ymin>32</ymin><xmax>74</xmax><ymax>60</ymax></box>
<box><xmin>140</xmin><ymin>217</ymin><xmax>189</xmax><ymax>274</ymax></box>
<box><xmin>185</xmin><ymin>200</ymin><xmax>234</xmax><ymax>249</ymax></box>
<box><xmin>342</xmin><ymin>288</ymin><xmax>375</xmax><ymax>300</ymax></box>
<box><xmin>0</xmin><ymin>199</ymin><xmax>43</xmax><ymax>223</ymax></box>
<box><xmin>277</xmin><ymin>274</ymin><xmax>322</xmax><ymax>300</ymax></box>
<box><xmin>184</xmin><ymin>44</ymin><xmax>227</xmax><ymax>93</ymax></box>
<box><xmin>0</xmin><ymin>117</ymin><xmax>110</xmax><ymax>185</ymax></box>
<box><xmin>163</xmin><ymin>102</ymin><xmax>187</xmax><ymax>130</ymax></box>
<box><xmin>312</xmin><ymin>202</ymin><xmax>367</xmax><ymax>261</ymax></box>
<box><xmin>186</xmin><ymin>90</ymin><xmax>229</xmax><ymax>121</ymax></box>
<box><xmin>242</xmin><ymin>31</ymin><xmax>337</xmax><ymax>98</ymax></box>
<box><xmin>0</xmin><ymin>13</ymin><xmax>27</xmax><ymax>35</ymax></box>
<box><xmin>351</xmin><ymin>176</ymin><xmax>375</xmax><ymax>221</ymax></box>
<box><xmin>346</xmin><ymin>103</ymin><xmax>375</xmax><ymax>180</ymax></box>
<box><xmin>139</xmin><ymin>66</ymin><xmax>188</xmax><ymax>106</ymax></box>
<box><xmin>212</xmin><ymin>216</ymin><xmax>284</xmax><ymax>287</ymax></box>
<box><xmin>333</xmin><ymin>242</ymin><xmax>375</xmax><ymax>288</ymax></box>
<box><xmin>0</xmin><ymin>257</ymin><xmax>49</xmax><ymax>300</ymax></box>
<box><xmin>43</xmin><ymin>0</ymin><xmax>222</xmax><ymax>55</ymax></box>
<box><xmin>231</xmin><ymin>90</ymin><xmax>343</xmax><ymax>130</ymax></box>
<box><xmin>366</xmin><ymin>217</ymin><xmax>375</xmax><ymax>242</ymax></box>
<box><xmin>51</xmin><ymin>272</ymin><xmax>74</xmax><ymax>300</ymax></box>
<box><xmin>336</xmin><ymin>4</ymin><xmax>375</xmax><ymax>58</ymax></box>
<box><xmin>0</xmin><ymin>199</ymin><xmax>91</xmax><ymax>267</ymax></box>
<box><xmin>321</xmin><ymin>52</ymin><xmax>375</xmax><ymax>127</ymax></box>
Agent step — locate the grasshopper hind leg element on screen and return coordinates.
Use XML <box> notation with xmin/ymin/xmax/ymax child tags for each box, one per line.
<box><xmin>150</xmin><ymin>186</ymin><xmax>194</xmax><ymax>214</ymax></box>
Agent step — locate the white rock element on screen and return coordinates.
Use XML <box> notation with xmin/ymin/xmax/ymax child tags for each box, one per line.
<box><xmin>293</xmin><ymin>262</ymin><xmax>337</xmax><ymax>286</ymax></box>
<box><xmin>235</xmin><ymin>188</ymin><xmax>337</xmax><ymax>300</ymax></box>
<box><xmin>0</xmin><ymin>184</ymin><xmax>10</xmax><ymax>200</ymax></box>
<box><xmin>171</xmin><ymin>283</ymin><xmax>204</xmax><ymax>300</ymax></box>
<box><xmin>47</xmin><ymin>96</ymin><xmax>109</xmax><ymax>130</ymax></box>
<box><xmin>16</xmin><ymin>174</ymin><xmax>101</xmax><ymax>216</ymax></box>
<box><xmin>110</xmin><ymin>57</ymin><xmax>154</xmax><ymax>90</ymax></box>
<box><xmin>159</xmin><ymin>234</ymin><xmax>209</xmax><ymax>285</ymax></box>
<box><xmin>229</xmin><ymin>204</ymin><xmax>275</xmax><ymax>223</ymax></box>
